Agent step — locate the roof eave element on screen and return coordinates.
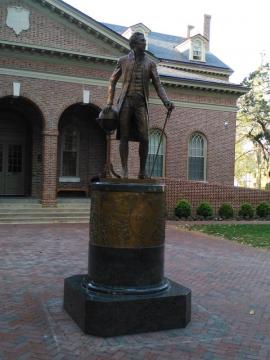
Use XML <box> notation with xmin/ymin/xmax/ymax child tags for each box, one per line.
<box><xmin>160</xmin><ymin>75</ymin><xmax>248</xmax><ymax>94</ymax></box>
<box><xmin>160</xmin><ymin>58</ymin><xmax>233</xmax><ymax>75</ymax></box>
<box><xmin>0</xmin><ymin>40</ymin><xmax>118</xmax><ymax>63</ymax></box>
<box><xmin>0</xmin><ymin>39</ymin><xmax>158</xmax><ymax>64</ymax></box>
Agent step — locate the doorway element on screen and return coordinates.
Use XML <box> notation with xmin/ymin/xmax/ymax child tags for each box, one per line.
<box><xmin>0</xmin><ymin>111</ymin><xmax>30</xmax><ymax>195</ymax></box>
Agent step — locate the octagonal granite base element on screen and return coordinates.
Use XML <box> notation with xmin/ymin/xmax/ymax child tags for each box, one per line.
<box><xmin>64</xmin><ymin>274</ymin><xmax>191</xmax><ymax>337</ymax></box>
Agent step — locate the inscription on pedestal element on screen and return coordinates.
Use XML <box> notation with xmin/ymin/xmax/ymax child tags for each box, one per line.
<box><xmin>90</xmin><ymin>188</ymin><xmax>165</xmax><ymax>248</ymax></box>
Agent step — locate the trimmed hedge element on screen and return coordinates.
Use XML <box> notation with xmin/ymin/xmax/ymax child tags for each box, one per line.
<box><xmin>238</xmin><ymin>203</ymin><xmax>254</xmax><ymax>219</ymax></box>
<box><xmin>196</xmin><ymin>202</ymin><xmax>213</xmax><ymax>218</ymax></box>
<box><xmin>175</xmin><ymin>199</ymin><xmax>191</xmax><ymax>219</ymax></box>
<box><xmin>256</xmin><ymin>202</ymin><xmax>270</xmax><ymax>218</ymax></box>
<box><xmin>218</xmin><ymin>203</ymin><xmax>234</xmax><ymax>219</ymax></box>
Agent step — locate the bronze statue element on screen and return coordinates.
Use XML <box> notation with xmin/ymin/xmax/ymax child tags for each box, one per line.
<box><xmin>104</xmin><ymin>32</ymin><xmax>174</xmax><ymax>179</ymax></box>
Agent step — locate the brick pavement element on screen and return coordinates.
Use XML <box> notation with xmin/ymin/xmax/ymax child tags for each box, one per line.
<box><xmin>0</xmin><ymin>223</ymin><xmax>270</xmax><ymax>360</ymax></box>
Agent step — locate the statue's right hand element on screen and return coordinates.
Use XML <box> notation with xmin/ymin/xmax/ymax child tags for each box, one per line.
<box><xmin>103</xmin><ymin>104</ymin><xmax>112</xmax><ymax>114</ymax></box>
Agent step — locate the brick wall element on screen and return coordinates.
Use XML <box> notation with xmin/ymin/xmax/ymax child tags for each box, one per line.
<box><xmin>0</xmin><ymin>0</ymin><xmax>242</xmax><ymax>205</ymax></box>
<box><xmin>0</xmin><ymin>61</ymin><xmax>239</xmax><ymax>204</ymax></box>
<box><xmin>31</xmin><ymin>122</ymin><xmax>43</xmax><ymax>197</ymax></box>
<box><xmin>165</xmin><ymin>178</ymin><xmax>270</xmax><ymax>217</ymax></box>
<box><xmin>0</xmin><ymin>50</ymin><xmax>239</xmax><ymax>172</ymax></box>
<box><xmin>110</xmin><ymin>102</ymin><xmax>237</xmax><ymax>184</ymax></box>
<box><xmin>0</xmin><ymin>0</ymin><xmax>122</xmax><ymax>57</ymax></box>
<box><xmin>150</xmin><ymin>87</ymin><xmax>237</xmax><ymax>107</ymax></box>
<box><xmin>0</xmin><ymin>75</ymin><xmax>108</xmax><ymax>201</ymax></box>
<box><xmin>0</xmin><ymin>54</ymin><xmax>113</xmax><ymax>81</ymax></box>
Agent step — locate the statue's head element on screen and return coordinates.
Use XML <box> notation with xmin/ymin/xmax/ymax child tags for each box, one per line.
<box><xmin>129</xmin><ymin>32</ymin><xmax>146</xmax><ymax>52</ymax></box>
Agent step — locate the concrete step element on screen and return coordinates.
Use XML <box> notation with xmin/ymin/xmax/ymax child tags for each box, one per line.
<box><xmin>0</xmin><ymin>211</ymin><xmax>89</xmax><ymax>218</ymax></box>
<box><xmin>0</xmin><ymin>208</ymin><xmax>90</xmax><ymax>213</ymax></box>
<box><xmin>0</xmin><ymin>206</ymin><xmax>91</xmax><ymax>211</ymax></box>
<box><xmin>0</xmin><ymin>197</ymin><xmax>40</xmax><ymax>203</ymax></box>
<box><xmin>0</xmin><ymin>202</ymin><xmax>42</xmax><ymax>208</ymax></box>
<box><xmin>0</xmin><ymin>199</ymin><xmax>90</xmax><ymax>209</ymax></box>
<box><xmin>0</xmin><ymin>217</ymin><xmax>89</xmax><ymax>224</ymax></box>
<box><xmin>0</xmin><ymin>197</ymin><xmax>91</xmax><ymax>224</ymax></box>
<box><xmin>0</xmin><ymin>197</ymin><xmax>90</xmax><ymax>203</ymax></box>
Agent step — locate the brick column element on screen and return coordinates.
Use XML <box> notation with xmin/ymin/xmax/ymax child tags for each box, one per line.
<box><xmin>41</xmin><ymin>129</ymin><xmax>59</xmax><ymax>207</ymax></box>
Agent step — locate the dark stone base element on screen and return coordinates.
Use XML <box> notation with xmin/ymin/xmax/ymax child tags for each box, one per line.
<box><xmin>88</xmin><ymin>244</ymin><xmax>164</xmax><ymax>287</ymax></box>
<box><xmin>64</xmin><ymin>274</ymin><xmax>191</xmax><ymax>337</ymax></box>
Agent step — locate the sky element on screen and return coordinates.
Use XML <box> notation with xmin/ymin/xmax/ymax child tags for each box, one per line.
<box><xmin>63</xmin><ymin>0</ymin><xmax>270</xmax><ymax>84</ymax></box>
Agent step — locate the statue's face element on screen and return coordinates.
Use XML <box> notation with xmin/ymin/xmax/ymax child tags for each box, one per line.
<box><xmin>134</xmin><ymin>34</ymin><xmax>146</xmax><ymax>53</ymax></box>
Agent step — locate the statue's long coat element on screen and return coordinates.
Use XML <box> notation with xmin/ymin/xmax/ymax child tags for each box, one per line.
<box><xmin>107</xmin><ymin>51</ymin><xmax>169</xmax><ymax>141</ymax></box>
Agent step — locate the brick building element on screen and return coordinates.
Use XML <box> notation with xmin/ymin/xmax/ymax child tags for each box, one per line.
<box><xmin>0</xmin><ymin>0</ymin><xmax>248</xmax><ymax>207</ymax></box>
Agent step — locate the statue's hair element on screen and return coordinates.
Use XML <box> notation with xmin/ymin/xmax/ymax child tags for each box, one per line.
<box><xmin>129</xmin><ymin>32</ymin><xmax>145</xmax><ymax>49</ymax></box>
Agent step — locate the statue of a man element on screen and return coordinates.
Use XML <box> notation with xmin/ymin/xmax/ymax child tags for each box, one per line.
<box><xmin>104</xmin><ymin>32</ymin><xmax>174</xmax><ymax>178</ymax></box>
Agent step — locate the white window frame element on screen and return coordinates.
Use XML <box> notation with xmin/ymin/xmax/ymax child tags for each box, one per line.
<box><xmin>187</xmin><ymin>132</ymin><xmax>207</xmax><ymax>181</ymax></box>
<box><xmin>146</xmin><ymin>128</ymin><xmax>166</xmax><ymax>177</ymax></box>
<box><xmin>190</xmin><ymin>39</ymin><xmax>205</xmax><ymax>62</ymax></box>
<box><xmin>60</xmin><ymin>125</ymin><xmax>80</xmax><ymax>182</ymax></box>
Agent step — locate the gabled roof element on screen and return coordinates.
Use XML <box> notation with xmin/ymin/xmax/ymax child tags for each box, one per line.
<box><xmin>29</xmin><ymin>0</ymin><xmax>157</xmax><ymax>61</ymax></box>
<box><xmin>36</xmin><ymin>0</ymin><xmax>130</xmax><ymax>52</ymax></box>
<box><xmin>103</xmin><ymin>23</ymin><xmax>232</xmax><ymax>72</ymax></box>
<box><xmin>176</xmin><ymin>33</ymin><xmax>209</xmax><ymax>50</ymax></box>
<box><xmin>26</xmin><ymin>1</ymin><xmax>231</xmax><ymax>72</ymax></box>
<box><xmin>1</xmin><ymin>0</ymin><xmax>247</xmax><ymax>94</ymax></box>
<box><xmin>124</xmin><ymin>23</ymin><xmax>151</xmax><ymax>33</ymax></box>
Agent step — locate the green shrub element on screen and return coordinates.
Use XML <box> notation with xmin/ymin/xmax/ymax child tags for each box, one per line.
<box><xmin>175</xmin><ymin>200</ymin><xmax>191</xmax><ymax>219</ymax></box>
<box><xmin>238</xmin><ymin>203</ymin><xmax>254</xmax><ymax>219</ymax></box>
<box><xmin>218</xmin><ymin>203</ymin><xmax>234</xmax><ymax>219</ymax></box>
<box><xmin>256</xmin><ymin>202</ymin><xmax>270</xmax><ymax>218</ymax></box>
<box><xmin>196</xmin><ymin>202</ymin><xmax>213</xmax><ymax>218</ymax></box>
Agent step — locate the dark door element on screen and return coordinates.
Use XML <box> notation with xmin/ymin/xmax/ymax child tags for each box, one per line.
<box><xmin>0</xmin><ymin>113</ymin><xmax>27</xmax><ymax>195</ymax></box>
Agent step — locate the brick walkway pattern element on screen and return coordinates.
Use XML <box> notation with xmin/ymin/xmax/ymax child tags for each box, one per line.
<box><xmin>0</xmin><ymin>223</ymin><xmax>270</xmax><ymax>360</ymax></box>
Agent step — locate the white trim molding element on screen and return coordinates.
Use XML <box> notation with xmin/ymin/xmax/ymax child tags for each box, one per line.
<box><xmin>83</xmin><ymin>89</ymin><xmax>90</xmax><ymax>104</ymax></box>
<box><xmin>59</xmin><ymin>176</ymin><xmax>80</xmax><ymax>182</ymax></box>
<box><xmin>0</xmin><ymin>67</ymin><xmax>246</xmax><ymax>98</ymax></box>
<box><xmin>13</xmin><ymin>81</ymin><xmax>21</xmax><ymax>96</ymax></box>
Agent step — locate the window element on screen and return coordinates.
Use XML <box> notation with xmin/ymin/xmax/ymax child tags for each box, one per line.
<box><xmin>0</xmin><ymin>144</ymin><xmax>3</xmax><ymax>172</ymax></box>
<box><xmin>8</xmin><ymin>145</ymin><xmax>22</xmax><ymax>173</ymax></box>
<box><xmin>188</xmin><ymin>133</ymin><xmax>206</xmax><ymax>181</ymax></box>
<box><xmin>146</xmin><ymin>129</ymin><xmax>165</xmax><ymax>177</ymax></box>
<box><xmin>61</xmin><ymin>126</ymin><xmax>79</xmax><ymax>177</ymax></box>
<box><xmin>192</xmin><ymin>39</ymin><xmax>203</xmax><ymax>61</ymax></box>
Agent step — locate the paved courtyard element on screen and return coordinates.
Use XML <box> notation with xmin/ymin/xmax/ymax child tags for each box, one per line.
<box><xmin>0</xmin><ymin>222</ymin><xmax>270</xmax><ymax>360</ymax></box>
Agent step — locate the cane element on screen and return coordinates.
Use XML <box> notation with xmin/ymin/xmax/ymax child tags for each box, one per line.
<box><xmin>150</xmin><ymin>108</ymin><xmax>172</xmax><ymax>178</ymax></box>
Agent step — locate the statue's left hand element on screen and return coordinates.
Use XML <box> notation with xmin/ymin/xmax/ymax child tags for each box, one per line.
<box><xmin>164</xmin><ymin>101</ymin><xmax>174</xmax><ymax>111</ymax></box>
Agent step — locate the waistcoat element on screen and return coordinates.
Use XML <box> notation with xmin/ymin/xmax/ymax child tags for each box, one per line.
<box><xmin>127</xmin><ymin>59</ymin><xmax>144</xmax><ymax>96</ymax></box>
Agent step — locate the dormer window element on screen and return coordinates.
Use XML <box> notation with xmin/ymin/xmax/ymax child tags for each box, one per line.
<box><xmin>122</xmin><ymin>23</ymin><xmax>151</xmax><ymax>50</ymax></box>
<box><xmin>175</xmin><ymin>34</ymin><xmax>206</xmax><ymax>63</ymax></box>
<box><xmin>192</xmin><ymin>40</ymin><xmax>202</xmax><ymax>60</ymax></box>
<box><xmin>189</xmin><ymin>37</ymin><xmax>206</xmax><ymax>62</ymax></box>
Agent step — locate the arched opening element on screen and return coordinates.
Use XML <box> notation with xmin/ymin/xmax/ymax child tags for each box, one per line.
<box><xmin>0</xmin><ymin>96</ymin><xmax>43</xmax><ymax>196</ymax></box>
<box><xmin>57</xmin><ymin>103</ymin><xmax>105</xmax><ymax>197</ymax></box>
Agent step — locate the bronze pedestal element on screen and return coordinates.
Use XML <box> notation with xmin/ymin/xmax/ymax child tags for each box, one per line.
<box><xmin>64</xmin><ymin>179</ymin><xmax>191</xmax><ymax>336</ymax></box>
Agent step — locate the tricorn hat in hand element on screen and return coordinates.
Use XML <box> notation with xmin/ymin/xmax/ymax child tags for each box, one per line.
<box><xmin>96</xmin><ymin>107</ymin><xmax>118</xmax><ymax>133</ymax></box>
